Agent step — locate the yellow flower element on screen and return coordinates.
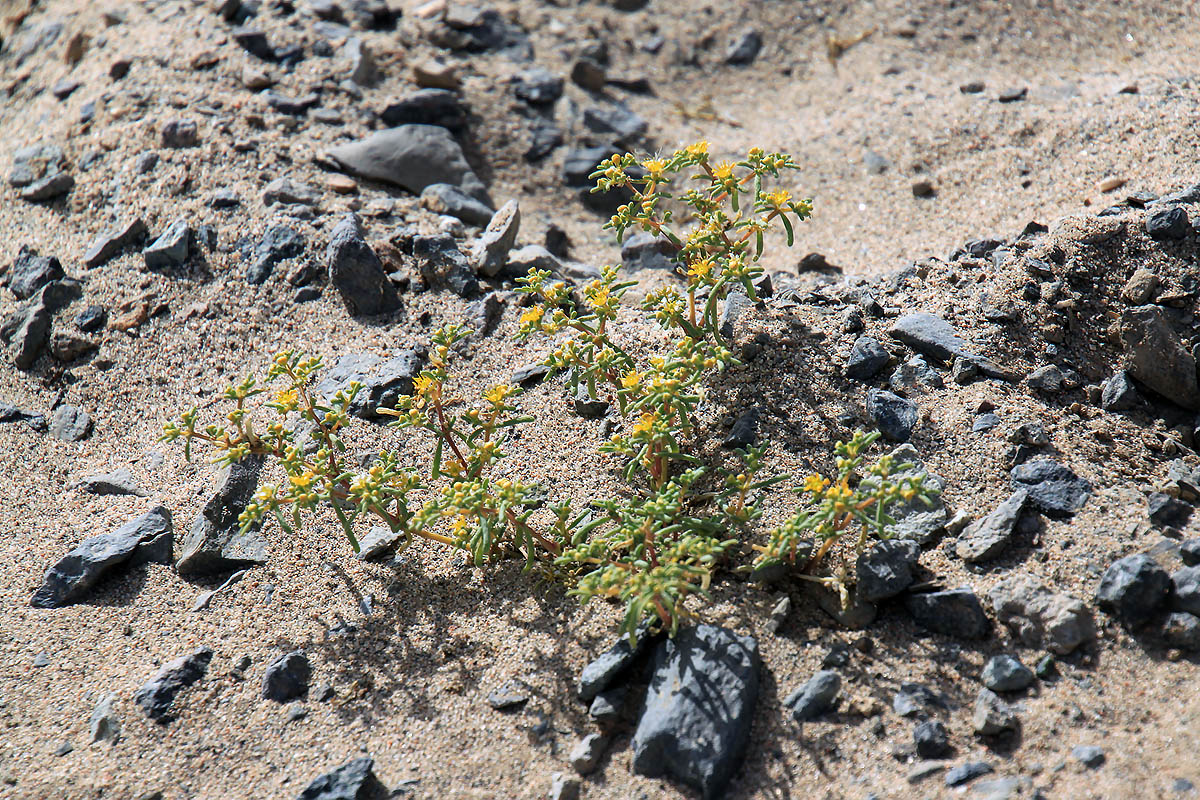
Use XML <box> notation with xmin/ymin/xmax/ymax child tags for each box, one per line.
<box><xmin>712</xmin><ymin>161</ymin><xmax>735</xmax><ymax>182</ymax></box>
<box><xmin>621</xmin><ymin>370</ymin><xmax>643</xmax><ymax>390</ymax></box>
<box><xmin>642</xmin><ymin>158</ymin><xmax>667</xmax><ymax>177</ymax></box>
<box><xmin>764</xmin><ymin>189</ymin><xmax>791</xmax><ymax>211</ymax></box>
<box><xmin>803</xmin><ymin>474</ymin><xmax>826</xmax><ymax>494</ymax></box>
<box><xmin>685</xmin><ymin>141</ymin><xmax>709</xmax><ymax>159</ymax></box>
<box><xmin>484</xmin><ymin>384</ymin><xmax>513</xmax><ymax>406</ymax></box>
<box><xmin>519</xmin><ymin>306</ymin><xmax>545</xmax><ymax>327</ymax></box>
<box><xmin>413</xmin><ymin>375</ymin><xmax>435</xmax><ymax>397</ymax></box>
<box><xmin>632</xmin><ymin>413</ymin><xmax>657</xmax><ymax>436</ymax></box>
<box><xmin>290</xmin><ymin>470</ymin><xmax>316</xmax><ymax>491</ymax></box>
<box><xmin>686</xmin><ymin>259</ymin><xmax>714</xmax><ymax>280</ymax></box>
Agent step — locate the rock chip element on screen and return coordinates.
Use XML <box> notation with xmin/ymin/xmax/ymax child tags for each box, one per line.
<box><xmin>888</xmin><ymin>312</ymin><xmax>1007</xmax><ymax>377</ymax></box>
<box><xmin>1146</xmin><ymin>206</ymin><xmax>1190</xmax><ymax>240</ymax></box>
<box><xmin>725</xmin><ymin>29</ymin><xmax>762</xmax><ymax>64</ymax></box>
<box><xmin>784</xmin><ymin>670</ymin><xmax>841</xmax><ymax>721</ymax></box>
<box><xmin>1072</xmin><ymin>745</ymin><xmax>1106</xmax><ymax>768</ymax></box>
<box><xmin>548</xmin><ymin>773</ymin><xmax>580</xmax><ymax>800</ymax></box>
<box><xmin>30</xmin><ymin>507</ymin><xmax>172</xmax><ymax>607</ymax></box>
<box><xmin>621</xmin><ymin>232</ymin><xmax>675</xmax><ymax>272</ymax></box>
<box><xmin>913</xmin><ymin>720</ymin><xmax>950</xmax><ymax>759</ymax></box>
<box><xmin>988</xmin><ymin>575</ymin><xmax>1095</xmax><ymax>654</ymax></box>
<box><xmin>133</xmin><ymin>646</ymin><xmax>213</xmax><ymax>723</ymax></box>
<box><xmin>176</xmin><ymin>456</ymin><xmax>269</xmax><ymax>576</ymax></box>
<box><xmin>413</xmin><ymin>234</ymin><xmax>478</xmax><ymax>296</ymax></box>
<box><xmin>161</xmin><ymin>118</ymin><xmax>199</xmax><ymax>148</ymax></box>
<box><xmin>83</xmin><ymin>218</ymin><xmax>147</xmax><ymax>268</ymax></box>
<box><xmin>972</xmin><ymin>688</ymin><xmax>1018</xmax><ymax>735</ymax></box>
<box><xmin>263</xmin><ymin>651</ymin><xmax>311</xmax><ymax>702</ymax></box>
<box><xmin>326</xmin><ymin>214</ymin><xmax>401</xmax><ymax>316</ymax></box>
<box><xmin>632</xmin><ymin>625</ymin><xmax>759</xmax><ymax>800</ymax></box>
<box><xmin>1170</xmin><ymin>566</ymin><xmax>1200</xmax><ymax>615</ymax></box>
<box><xmin>956</xmin><ymin>490</ymin><xmax>1027</xmax><ymax>562</ymax></box>
<box><xmin>1118</xmin><ymin>305</ymin><xmax>1199</xmax><ymax>409</ymax></box>
<box><xmin>420</xmin><ymin>183</ymin><xmax>494</xmax><ymax>226</ymax></box>
<box><xmin>945</xmin><ymin>761</ymin><xmax>993</xmax><ymax>787</ymax></box>
<box><xmin>905</xmin><ymin>586</ymin><xmax>990</xmax><ymax>639</ymax></box>
<box><xmin>89</xmin><ymin>692</ymin><xmax>121</xmax><ymax>744</ymax></box>
<box><xmin>380</xmin><ymin>89</ymin><xmax>465</xmax><ymax>131</ymax></box>
<box><xmin>578</xmin><ymin>630</ymin><xmax>657</xmax><ymax>701</ymax></box>
<box><xmin>569</xmin><ymin>733</ymin><xmax>608</xmax><ymax>775</ymax></box>
<box><xmin>143</xmin><ymin>218</ymin><xmax>191</xmax><ymax>269</ymax></box>
<box><xmin>893</xmin><ymin>683</ymin><xmax>945</xmax><ymax>718</ymax></box>
<box><xmin>9</xmin><ymin>144</ymin><xmax>66</xmax><ymax>187</ymax></box>
<box><xmin>75</xmin><ymin>467</ymin><xmax>146</xmax><ymax>496</ymax></box>
<box><xmin>49</xmin><ymin>404</ymin><xmax>92</xmax><ymax>441</ymax></box>
<box><xmin>1100</xmin><ymin>371</ymin><xmax>1139</xmax><ymax>411</ymax></box>
<box><xmin>247</xmin><ymin>224</ymin><xmax>305</xmax><ymax>284</ymax></box>
<box><xmin>1095</xmin><ymin>554</ymin><xmax>1171</xmax><ymax>624</ymax></box>
<box><xmin>324</xmin><ymin>125</ymin><xmax>486</xmax><ymax>200</ymax></box>
<box><xmin>1010</xmin><ymin>459</ymin><xmax>1091</xmax><ymax>517</ymax></box>
<box><xmin>866</xmin><ymin>389</ymin><xmax>918</xmax><ymax>442</ymax></box>
<box><xmin>7</xmin><ymin>248</ymin><xmax>63</xmax><ymax>299</ymax></box>
<box><xmin>856</xmin><ymin>539</ymin><xmax>920</xmax><ymax>602</ymax></box>
<box><xmin>263</xmin><ymin>178</ymin><xmax>321</xmax><ymax>207</ymax></box>
<box><xmin>315</xmin><ymin>351</ymin><xmax>424</xmax><ymax>418</ymax></box>
<box><xmin>297</xmin><ymin>757</ymin><xmax>377</xmax><ymax>800</ymax></box>
<box><xmin>1162</xmin><ymin>611</ymin><xmax>1200</xmax><ymax>650</ymax></box>
<box><xmin>845</xmin><ymin>336</ymin><xmax>890</xmax><ymax>380</ymax></box>
<box><xmin>513</xmin><ymin>67</ymin><xmax>563</xmax><ymax>105</ymax></box>
<box><xmin>981</xmin><ymin>655</ymin><xmax>1033</xmax><ymax>692</ymax></box>
<box><xmin>473</xmin><ymin>200</ymin><xmax>520</xmax><ymax>277</ymax></box>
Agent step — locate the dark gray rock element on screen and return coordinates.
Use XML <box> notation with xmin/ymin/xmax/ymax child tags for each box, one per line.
<box><xmin>1171</xmin><ymin>565</ymin><xmax>1200</xmax><ymax>615</ymax></box>
<box><xmin>297</xmin><ymin>757</ymin><xmax>377</xmax><ymax>800</ymax></box>
<box><xmin>208</xmin><ymin>188</ymin><xmax>240</xmax><ymax>208</ymax></box>
<box><xmin>315</xmin><ymin>351</ymin><xmax>424</xmax><ymax>418</ymax></box>
<box><xmin>89</xmin><ymin>692</ymin><xmax>121</xmax><ymax>744</ymax></box>
<box><xmin>888</xmin><ymin>312</ymin><xmax>1008</xmax><ymax>377</ymax></box>
<box><xmin>573</xmin><ymin>384</ymin><xmax>609</xmax><ymax>419</ymax></box>
<box><xmin>562</xmin><ymin>145</ymin><xmax>611</xmax><ymax>186</ymax></box>
<box><xmin>569</xmin><ymin>733</ymin><xmax>608</xmax><ymax>775</ymax></box>
<box><xmin>20</xmin><ymin>170</ymin><xmax>74</xmax><ymax>201</ymax></box>
<box><xmin>420</xmin><ymin>183</ymin><xmax>494</xmax><ymax>226</ymax></box>
<box><xmin>893</xmin><ymin>683</ymin><xmax>944</xmax><ymax>718</ymax></box>
<box><xmin>8</xmin><ymin>248</ymin><xmax>63</xmax><ymax>299</ymax></box>
<box><xmin>1118</xmin><ymin>305</ymin><xmax>1199</xmax><ymax>409</ymax></box>
<box><xmin>1025</xmin><ymin>364</ymin><xmax>1063</xmax><ymax>393</ymax></box>
<box><xmin>75</xmin><ymin>467</ymin><xmax>146</xmax><ymax>496</ymax></box>
<box><xmin>889</xmin><ymin>355</ymin><xmax>943</xmax><ymax>393</ymax></box>
<box><xmin>83</xmin><ymin>218</ymin><xmax>148</xmax><ymax>268</ymax></box>
<box><xmin>845</xmin><ymin>336</ymin><xmax>890</xmax><ymax>381</ymax></box>
<box><xmin>473</xmin><ymin>200</ymin><xmax>520</xmax><ymax>277</ymax></box>
<box><xmin>784</xmin><ymin>670</ymin><xmax>840</xmax><ymax>721</ymax></box>
<box><xmin>973</xmin><ymin>688</ymin><xmax>1018</xmax><ymax>735</ymax></box>
<box><xmin>1096</xmin><ymin>554</ymin><xmax>1171</xmax><ymax>624</ymax></box>
<box><xmin>76</xmin><ymin>305</ymin><xmax>107</xmax><ymax>333</ymax></box>
<box><xmin>1181</xmin><ymin>539</ymin><xmax>1200</xmax><ymax>566</ymax></box>
<box><xmin>413</xmin><ymin>234</ymin><xmax>478</xmax><ymax>296</ymax></box>
<box><xmin>631</xmin><ymin>625</ymin><xmax>760</xmax><ymax>800</ymax></box>
<box><xmin>621</xmin><ymin>231</ymin><xmax>675</xmax><ymax>272</ymax></box>
<box><xmin>981</xmin><ymin>655</ymin><xmax>1033</xmax><ymax>692</ymax></box>
<box><xmin>956</xmin><ymin>490</ymin><xmax>1027</xmax><ymax>563</ymax></box>
<box><xmin>232</xmin><ymin>26</ymin><xmax>275</xmax><ymax>60</ymax></box>
<box><xmin>380</xmin><ymin>89</ymin><xmax>466</xmax><ymax>131</ymax></box>
<box><xmin>582</xmin><ymin>105</ymin><xmax>647</xmax><ymax>146</ymax></box>
<box><xmin>133</xmin><ymin>646</ymin><xmax>213</xmax><ymax>723</ymax></box>
<box><xmin>1072</xmin><ymin>745</ymin><xmax>1106</xmax><ymax>769</ymax></box>
<box><xmin>1162</xmin><ymin>611</ymin><xmax>1200</xmax><ymax>650</ymax></box>
<box><xmin>248</xmin><ymin>224</ymin><xmax>305</xmax><ymax>284</ymax></box>
<box><xmin>9</xmin><ymin>300</ymin><xmax>50</xmax><ymax>369</ymax></box>
<box><xmin>513</xmin><ymin>67</ymin><xmax>563</xmax><ymax>105</ymax></box>
<box><xmin>868</xmin><ymin>444</ymin><xmax>946</xmax><ymax>544</ymax></box>
<box><xmin>161</xmin><ymin>118</ymin><xmax>199</xmax><ymax>148</ymax></box>
<box><xmin>914</xmin><ymin>720</ymin><xmax>950</xmax><ymax>759</ymax></box>
<box><xmin>176</xmin><ymin>456</ymin><xmax>269</xmax><ymax>576</ymax></box>
<box><xmin>326</xmin><ymin>214</ymin><xmax>400</xmax><ymax>316</ymax></box>
<box><xmin>905</xmin><ymin>586</ymin><xmax>990</xmax><ymax>639</ymax></box>
<box><xmin>263</xmin><ymin>651</ymin><xmax>311</xmax><ymax>702</ymax></box>
<box><xmin>1010</xmin><ymin>460</ymin><xmax>1091</xmax><ymax>517</ymax></box>
<box><xmin>1150</xmin><ymin>492</ymin><xmax>1193</xmax><ymax>528</ymax></box>
<box><xmin>486</xmin><ymin>678</ymin><xmax>530</xmax><ymax>710</ymax></box>
<box><xmin>725</xmin><ymin>29</ymin><xmax>762</xmax><ymax>65</ymax></box>
<box><xmin>524</xmin><ymin>122</ymin><xmax>563</xmax><ymax>162</ymax></box>
<box><xmin>263</xmin><ymin>178</ymin><xmax>321</xmax><ymax>207</ymax></box>
<box><xmin>30</xmin><ymin>507</ymin><xmax>172</xmax><ymax>608</ymax></box>
<box><xmin>1150</xmin><ymin>182</ymin><xmax>1200</xmax><ymax>207</ymax></box>
<box><xmin>856</xmin><ymin>539</ymin><xmax>920</xmax><ymax>602</ymax></box>
<box><xmin>49</xmin><ymin>404</ymin><xmax>93</xmax><ymax>441</ymax></box>
<box><xmin>866</xmin><ymin>389</ymin><xmax>918</xmax><ymax>442</ymax></box>
<box><xmin>324</xmin><ymin>125</ymin><xmax>486</xmax><ymax>200</ymax></box>
<box><xmin>9</xmin><ymin>145</ymin><xmax>66</xmax><ymax>187</ymax></box>
<box><xmin>988</xmin><ymin>575</ymin><xmax>1095</xmax><ymax>655</ymax></box>
<box><xmin>143</xmin><ymin>218</ymin><xmax>191</xmax><ymax>269</ymax></box>
<box><xmin>1146</xmin><ymin>206</ymin><xmax>1190</xmax><ymax>240</ymax></box>
<box><xmin>501</xmin><ymin>244</ymin><xmax>565</xmax><ymax>282</ymax></box>
<box><xmin>512</xmin><ymin>362</ymin><xmax>551</xmax><ymax>387</ymax></box>
<box><xmin>722</xmin><ymin>407</ymin><xmax>759</xmax><ymax>449</ymax></box>
<box><xmin>946</xmin><ymin>761</ymin><xmax>993</xmax><ymax>787</ymax></box>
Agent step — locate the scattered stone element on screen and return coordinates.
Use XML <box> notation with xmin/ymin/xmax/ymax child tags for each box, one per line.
<box><xmin>1146</xmin><ymin>206</ymin><xmax>1190</xmax><ymax>241</ymax></box>
<box><xmin>988</xmin><ymin>575</ymin><xmax>1095</xmax><ymax>655</ymax></box>
<box><xmin>1095</xmin><ymin>554</ymin><xmax>1171</xmax><ymax>624</ymax></box>
<box><xmin>914</xmin><ymin>720</ymin><xmax>950</xmax><ymax>759</ymax></box>
<box><xmin>1100</xmin><ymin>371</ymin><xmax>1139</xmax><ymax>411</ymax></box>
<box><xmin>263</xmin><ymin>651</ymin><xmax>310</xmax><ymax>702</ymax></box>
<box><xmin>83</xmin><ymin>218</ymin><xmax>148</xmax><ymax>268</ymax></box>
<box><xmin>893</xmin><ymin>683</ymin><xmax>944</xmax><ymax>718</ymax></box>
<box><xmin>621</xmin><ymin>232</ymin><xmax>676</xmax><ymax>272</ymax></box>
<box><xmin>380</xmin><ymin>89</ymin><xmax>466</xmax><ymax>131</ymax></box>
<box><xmin>30</xmin><ymin>506</ymin><xmax>172</xmax><ymax>608</ymax></box>
<box><xmin>51</xmin><ymin>78</ymin><xmax>81</xmax><ymax>100</ymax></box>
<box><xmin>973</xmin><ymin>689</ymin><xmax>1018</xmax><ymax>735</ymax></box>
<box><xmin>513</xmin><ymin>67</ymin><xmax>563</xmax><ymax>105</ymax></box>
<box><xmin>133</xmin><ymin>646</ymin><xmax>213</xmax><ymax>723</ymax></box>
<box><xmin>1183</xmin><ymin>539</ymin><xmax>1200</xmax><ymax>566</ymax></box>
<box><xmin>1162</xmin><ymin>611</ymin><xmax>1200</xmax><ymax>650</ymax></box>
<box><xmin>7</xmin><ymin>248</ymin><xmax>63</xmax><ymax>299</ymax></box>
<box><xmin>324</xmin><ymin>125</ymin><xmax>486</xmax><ymax>199</ymax></box>
<box><xmin>413</xmin><ymin>234</ymin><xmax>479</xmax><ymax>296</ymax></box>
<box><xmin>263</xmin><ymin>178</ymin><xmax>321</xmax><ymax>207</ymax></box>
<box><xmin>981</xmin><ymin>655</ymin><xmax>1034</xmax><ymax>692</ymax></box>
<box><xmin>486</xmin><ymin>678</ymin><xmax>530</xmax><ymax>710</ymax></box>
<box><xmin>1121</xmin><ymin>268</ymin><xmax>1159</xmax><ymax>305</ymax></box>
<box><xmin>142</xmin><ymin>218</ymin><xmax>191</xmax><ymax>269</ymax></box>
<box><xmin>1150</xmin><ymin>493</ymin><xmax>1193</xmax><ymax>529</ymax></box>
<box><xmin>998</xmin><ymin>87</ymin><xmax>1027</xmax><ymax>102</ymax></box>
<box><xmin>421</xmin><ymin>183</ymin><xmax>494</xmax><ymax>226</ymax></box>
<box><xmin>866</xmin><ymin>389</ymin><xmax>918</xmax><ymax>442</ymax></box>
<box><xmin>765</xmin><ymin>595</ymin><xmax>791</xmax><ymax>634</ymax></box>
<box><xmin>570</xmin><ymin>58</ymin><xmax>607</xmax><ymax>91</ymax></box>
<box><xmin>945</xmin><ymin>761</ymin><xmax>993</xmax><ymax>787</ymax></box>
<box><xmin>905</xmin><ymin>586</ymin><xmax>990</xmax><ymax>639</ymax></box>
<box><xmin>548</xmin><ymin>773</ymin><xmax>580</xmax><ymax>800</ymax></box>
<box><xmin>208</xmin><ymin>188</ymin><xmax>241</xmax><ymax>208</ymax></box>
<box><xmin>956</xmin><ymin>490</ymin><xmax>1027</xmax><ymax>562</ymax></box>
<box><xmin>889</xmin><ymin>356</ymin><xmax>943</xmax><ymax>393</ymax></box>
<box><xmin>1171</xmin><ymin>566</ymin><xmax>1200</xmax><ymax>615</ymax></box>
<box><xmin>76</xmin><ymin>305</ymin><xmax>107</xmax><ymax>332</ymax></box>
<box><xmin>1010</xmin><ymin>459</ymin><xmax>1091</xmax><ymax>517</ymax></box>
<box><xmin>297</xmin><ymin>757</ymin><xmax>377</xmax><ymax>800</ymax></box>
<box><xmin>247</xmin><ymin>225</ymin><xmax>305</xmax><ymax>284</ymax></box>
<box><xmin>89</xmin><ymin>692</ymin><xmax>121</xmax><ymax>744</ymax></box>
<box><xmin>344</xmin><ymin>38</ymin><xmax>377</xmax><ymax>86</ymax></box>
<box><xmin>49</xmin><ymin>404</ymin><xmax>92</xmax><ymax>441</ymax></box>
<box><xmin>413</xmin><ymin>59</ymin><xmax>459</xmax><ymax>90</ymax></box>
<box><xmin>589</xmin><ymin>686</ymin><xmax>625</xmax><ymax>726</ymax></box>
<box><xmin>845</xmin><ymin>336</ymin><xmax>890</xmax><ymax>380</ymax></box>
<box><xmin>725</xmin><ymin>30</ymin><xmax>762</xmax><ymax>65</ymax></box>
<box><xmin>161</xmin><ymin>118</ymin><xmax>199</xmax><ymax>148</ymax></box>
<box><xmin>911</xmin><ymin>179</ymin><xmax>935</xmax><ymax>198</ymax></box>
<box><xmin>1026</xmin><ymin>364</ymin><xmax>1063</xmax><ymax>393</ymax></box>
<box><xmin>1072</xmin><ymin>745</ymin><xmax>1106</xmax><ymax>769</ymax></box>
<box><xmin>784</xmin><ymin>670</ymin><xmax>840</xmax><ymax>721</ymax></box>
<box><xmin>75</xmin><ymin>467</ymin><xmax>145</xmax><ymax>496</ymax></box>
<box><xmin>960</xmin><ymin>81</ymin><xmax>985</xmax><ymax>93</ymax></box>
<box><xmin>176</xmin><ymin>456</ymin><xmax>269</xmax><ymax>576</ymax></box>
<box><xmin>9</xmin><ymin>144</ymin><xmax>66</xmax><ymax>187</ymax></box>
<box><xmin>582</xmin><ymin>105</ymin><xmax>648</xmax><ymax>146</ymax></box>
<box><xmin>315</xmin><ymin>351</ymin><xmax>424</xmax><ymax>418</ymax></box>
<box><xmin>856</xmin><ymin>539</ymin><xmax>920</xmax><ymax>602</ymax></box>
<box><xmin>473</xmin><ymin>201</ymin><xmax>520</xmax><ymax>277</ymax></box>
<box><xmin>20</xmin><ymin>170</ymin><xmax>73</xmax><ymax>202</ymax></box>
<box><xmin>569</xmin><ymin>733</ymin><xmax>608</xmax><ymax>775</ymax></box>
<box><xmin>889</xmin><ymin>312</ymin><xmax>1006</xmax><ymax>377</ymax></box>
<box><xmin>1118</xmin><ymin>305</ymin><xmax>1199</xmax><ymax>409</ymax></box>
<box><xmin>354</xmin><ymin>526</ymin><xmax>403</xmax><ymax>561</ymax></box>
<box><xmin>808</xmin><ymin>580</ymin><xmax>877</xmax><ymax>629</ymax></box>
<box><xmin>573</xmin><ymin>384</ymin><xmax>609</xmax><ymax>419</ymax></box>
<box><xmin>578</xmin><ymin>630</ymin><xmax>656</xmax><ymax>701</ymax></box>
<box><xmin>326</xmin><ymin>214</ymin><xmax>401</xmax><ymax>316</ymax></box>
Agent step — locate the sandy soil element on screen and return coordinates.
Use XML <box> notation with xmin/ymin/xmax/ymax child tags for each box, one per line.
<box><xmin>1</xmin><ymin>0</ymin><xmax>1199</xmax><ymax>798</ymax></box>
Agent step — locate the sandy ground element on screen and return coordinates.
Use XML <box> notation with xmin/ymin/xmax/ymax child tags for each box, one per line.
<box><xmin>1</xmin><ymin>0</ymin><xmax>1199</xmax><ymax>798</ymax></box>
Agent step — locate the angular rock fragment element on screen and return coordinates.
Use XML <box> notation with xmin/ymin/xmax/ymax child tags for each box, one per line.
<box><xmin>315</xmin><ymin>351</ymin><xmax>424</xmax><ymax>418</ymax></box>
<box><xmin>176</xmin><ymin>456</ymin><xmax>269</xmax><ymax>576</ymax></box>
<box><xmin>420</xmin><ymin>183</ymin><xmax>494</xmax><ymax>226</ymax></box>
<box><xmin>905</xmin><ymin>586</ymin><xmax>990</xmax><ymax>639</ymax></box>
<box><xmin>1010</xmin><ymin>460</ymin><xmax>1091</xmax><ymax>517</ymax></box>
<box><xmin>1118</xmin><ymin>305</ymin><xmax>1199</xmax><ymax>409</ymax></box>
<box><xmin>263</xmin><ymin>651</ymin><xmax>311</xmax><ymax>702</ymax></box>
<box><xmin>988</xmin><ymin>575</ymin><xmax>1095</xmax><ymax>654</ymax></box>
<box><xmin>472</xmin><ymin>200</ymin><xmax>520</xmax><ymax>277</ymax></box>
<box><xmin>143</xmin><ymin>218</ymin><xmax>191</xmax><ymax>269</ymax></box>
<box><xmin>83</xmin><ymin>218</ymin><xmax>148</xmax><ymax>269</ymax></box>
<box><xmin>956</xmin><ymin>490</ymin><xmax>1027</xmax><ymax>562</ymax></box>
<box><xmin>133</xmin><ymin>646</ymin><xmax>213</xmax><ymax>723</ymax></box>
<box><xmin>1095</xmin><ymin>554</ymin><xmax>1171</xmax><ymax>625</ymax></box>
<box><xmin>326</xmin><ymin>214</ymin><xmax>401</xmax><ymax>316</ymax></box>
<box><xmin>324</xmin><ymin>125</ymin><xmax>486</xmax><ymax>199</ymax></box>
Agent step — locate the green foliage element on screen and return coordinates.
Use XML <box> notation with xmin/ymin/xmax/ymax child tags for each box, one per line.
<box><xmin>162</xmin><ymin>142</ymin><xmax>936</xmax><ymax>638</ymax></box>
